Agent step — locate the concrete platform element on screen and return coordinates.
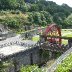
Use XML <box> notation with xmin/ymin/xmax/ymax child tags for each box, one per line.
<box><xmin>0</xmin><ymin>45</ymin><xmax>28</xmax><ymax>56</ymax></box>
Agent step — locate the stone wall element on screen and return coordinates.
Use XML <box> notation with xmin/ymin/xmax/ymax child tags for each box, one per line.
<box><xmin>15</xmin><ymin>46</ymin><xmax>40</xmax><ymax>66</ymax></box>
<box><xmin>6</xmin><ymin>31</ymin><xmax>16</xmax><ymax>38</ymax></box>
<box><xmin>3</xmin><ymin>46</ymin><xmax>40</xmax><ymax>72</ymax></box>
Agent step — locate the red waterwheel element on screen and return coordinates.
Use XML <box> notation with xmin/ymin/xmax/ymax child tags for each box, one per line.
<box><xmin>44</xmin><ymin>24</ymin><xmax>61</xmax><ymax>44</ymax></box>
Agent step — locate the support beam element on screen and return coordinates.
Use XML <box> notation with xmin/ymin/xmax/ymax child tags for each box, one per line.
<box><xmin>47</xmin><ymin>35</ymin><xmax>72</xmax><ymax>40</ymax></box>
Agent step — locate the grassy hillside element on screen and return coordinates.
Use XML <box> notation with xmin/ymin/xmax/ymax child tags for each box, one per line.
<box><xmin>0</xmin><ymin>0</ymin><xmax>72</xmax><ymax>31</ymax></box>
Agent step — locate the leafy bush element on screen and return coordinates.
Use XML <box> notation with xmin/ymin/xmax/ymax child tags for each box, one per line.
<box><xmin>55</xmin><ymin>54</ymin><xmax>72</xmax><ymax>72</ymax></box>
<box><xmin>20</xmin><ymin>65</ymin><xmax>44</xmax><ymax>72</ymax></box>
<box><xmin>0</xmin><ymin>0</ymin><xmax>18</xmax><ymax>10</ymax></box>
<box><xmin>0</xmin><ymin>0</ymin><xmax>72</xmax><ymax>29</ymax></box>
<box><xmin>0</xmin><ymin>60</ymin><xmax>13</xmax><ymax>72</ymax></box>
<box><xmin>28</xmin><ymin>11</ymin><xmax>53</xmax><ymax>26</ymax></box>
<box><xmin>64</xmin><ymin>14</ymin><xmax>72</xmax><ymax>27</ymax></box>
<box><xmin>0</xmin><ymin>12</ymin><xmax>28</xmax><ymax>30</ymax></box>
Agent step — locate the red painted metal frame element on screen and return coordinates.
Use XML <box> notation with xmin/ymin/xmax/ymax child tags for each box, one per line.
<box><xmin>44</xmin><ymin>24</ymin><xmax>61</xmax><ymax>44</ymax></box>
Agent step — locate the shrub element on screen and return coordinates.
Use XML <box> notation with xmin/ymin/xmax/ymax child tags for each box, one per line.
<box><xmin>55</xmin><ymin>54</ymin><xmax>72</xmax><ymax>72</ymax></box>
<box><xmin>20</xmin><ymin>65</ymin><xmax>44</xmax><ymax>72</ymax></box>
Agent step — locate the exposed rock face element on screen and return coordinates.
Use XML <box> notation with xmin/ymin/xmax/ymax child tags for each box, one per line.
<box><xmin>0</xmin><ymin>24</ymin><xmax>16</xmax><ymax>40</ymax></box>
<box><xmin>0</xmin><ymin>24</ymin><xmax>8</xmax><ymax>33</ymax></box>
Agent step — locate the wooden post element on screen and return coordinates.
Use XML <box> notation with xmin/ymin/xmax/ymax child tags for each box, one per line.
<box><xmin>68</xmin><ymin>39</ymin><xmax>72</xmax><ymax>48</ymax></box>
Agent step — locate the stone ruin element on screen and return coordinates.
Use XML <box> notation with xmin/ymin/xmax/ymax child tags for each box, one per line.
<box><xmin>0</xmin><ymin>24</ymin><xmax>16</xmax><ymax>40</ymax></box>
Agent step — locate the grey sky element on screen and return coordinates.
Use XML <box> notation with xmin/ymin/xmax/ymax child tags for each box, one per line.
<box><xmin>47</xmin><ymin>0</ymin><xmax>72</xmax><ymax>7</ymax></box>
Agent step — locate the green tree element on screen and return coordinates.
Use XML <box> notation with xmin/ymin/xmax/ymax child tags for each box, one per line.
<box><xmin>61</xmin><ymin>4</ymin><xmax>72</xmax><ymax>16</ymax></box>
<box><xmin>0</xmin><ymin>0</ymin><xmax>18</xmax><ymax>9</ymax></box>
<box><xmin>28</xmin><ymin>13</ymin><xmax>34</xmax><ymax>24</ymax></box>
<box><xmin>33</xmin><ymin>12</ymin><xmax>42</xmax><ymax>25</ymax></box>
<box><xmin>53</xmin><ymin>12</ymin><xmax>66</xmax><ymax>25</ymax></box>
<box><xmin>64</xmin><ymin>14</ymin><xmax>72</xmax><ymax>27</ymax></box>
<box><xmin>17</xmin><ymin>0</ymin><xmax>28</xmax><ymax>12</ymax></box>
<box><xmin>29</xmin><ymin>4</ymin><xmax>39</xmax><ymax>12</ymax></box>
<box><xmin>5</xmin><ymin>18</ymin><xmax>20</xmax><ymax>29</ymax></box>
<box><xmin>37</xmin><ymin>1</ymin><xmax>46</xmax><ymax>11</ymax></box>
<box><xmin>41</xmin><ymin>11</ymin><xmax>53</xmax><ymax>24</ymax></box>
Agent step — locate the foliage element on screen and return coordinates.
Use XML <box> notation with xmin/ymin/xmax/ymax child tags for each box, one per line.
<box><xmin>53</xmin><ymin>13</ymin><xmax>65</xmax><ymax>26</ymax></box>
<box><xmin>64</xmin><ymin>14</ymin><xmax>72</xmax><ymax>27</ymax></box>
<box><xmin>55</xmin><ymin>54</ymin><xmax>72</xmax><ymax>72</ymax></box>
<box><xmin>0</xmin><ymin>0</ymin><xmax>18</xmax><ymax>10</ymax></box>
<box><xmin>42</xmin><ymin>50</ymin><xmax>49</xmax><ymax>59</ymax></box>
<box><xmin>0</xmin><ymin>11</ymin><xmax>28</xmax><ymax>30</ymax></box>
<box><xmin>29</xmin><ymin>4</ymin><xmax>39</xmax><ymax>12</ymax></box>
<box><xmin>28</xmin><ymin>11</ymin><xmax>53</xmax><ymax>26</ymax></box>
<box><xmin>0</xmin><ymin>60</ymin><xmax>13</xmax><ymax>72</ymax></box>
<box><xmin>20</xmin><ymin>65</ymin><xmax>44</xmax><ymax>72</ymax></box>
<box><xmin>0</xmin><ymin>0</ymin><xmax>72</xmax><ymax>30</ymax></box>
<box><xmin>0</xmin><ymin>10</ymin><xmax>53</xmax><ymax>30</ymax></box>
<box><xmin>0</xmin><ymin>61</ymin><xmax>4</xmax><ymax>72</ymax></box>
